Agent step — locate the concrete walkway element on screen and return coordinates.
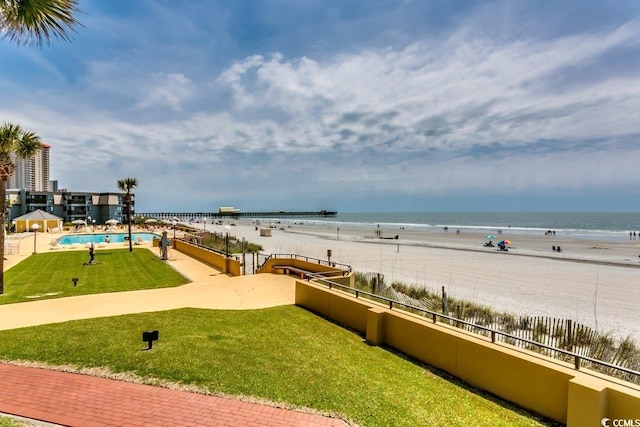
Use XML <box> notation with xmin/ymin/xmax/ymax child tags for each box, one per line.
<box><xmin>0</xmin><ymin>234</ymin><xmax>348</xmax><ymax>426</ymax></box>
<box><xmin>0</xmin><ymin>234</ymin><xmax>297</xmax><ymax>330</ymax></box>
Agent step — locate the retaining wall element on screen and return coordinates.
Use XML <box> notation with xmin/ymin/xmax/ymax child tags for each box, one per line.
<box><xmin>173</xmin><ymin>239</ymin><xmax>241</xmax><ymax>275</ymax></box>
<box><xmin>294</xmin><ymin>280</ymin><xmax>640</xmax><ymax>426</ymax></box>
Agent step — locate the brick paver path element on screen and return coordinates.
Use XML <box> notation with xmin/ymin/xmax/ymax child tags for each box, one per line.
<box><xmin>0</xmin><ymin>364</ymin><xmax>347</xmax><ymax>426</ymax></box>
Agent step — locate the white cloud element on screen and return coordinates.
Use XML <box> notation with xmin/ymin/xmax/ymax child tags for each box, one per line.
<box><xmin>3</xmin><ymin>5</ymin><xmax>640</xmax><ymax>210</ymax></box>
<box><xmin>136</xmin><ymin>72</ymin><xmax>195</xmax><ymax>111</ymax></box>
<box><xmin>205</xmin><ymin>18</ymin><xmax>640</xmax><ymax>160</ymax></box>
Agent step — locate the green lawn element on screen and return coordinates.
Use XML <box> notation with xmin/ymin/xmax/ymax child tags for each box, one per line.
<box><xmin>0</xmin><ymin>306</ymin><xmax>553</xmax><ymax>427</ymax></box>
<box><xmin>0</xmin><ymin>417</ymin><xmax>27</xmax><ymax>427</ymax></box>
<box><xmin>0</xmin><ymin>249</ymin><xmax>189</xmax><ymax>305</ymax></box>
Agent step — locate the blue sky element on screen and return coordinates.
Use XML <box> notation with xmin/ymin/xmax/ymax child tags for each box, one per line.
<box><xmin>2</xmin><ymin>0</ymin><xmax>640</xmax><ymax>212</ymax></box>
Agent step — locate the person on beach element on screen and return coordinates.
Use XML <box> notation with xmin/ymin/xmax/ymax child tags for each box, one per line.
<box><xmin>88</xmin><ymin>242</ymin><xmax>95</xmax><ymax>264</ymax></box>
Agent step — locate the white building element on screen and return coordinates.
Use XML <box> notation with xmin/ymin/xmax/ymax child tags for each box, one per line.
<box><xmin>7</xmin><ymin>143</ymin><xmax>51</xmax><ymax>191</ymax></box>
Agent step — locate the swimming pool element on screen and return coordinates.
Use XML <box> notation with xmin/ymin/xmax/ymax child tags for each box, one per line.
<box><xmin>57</xmin><ymin>232</ymin><xmax>159</xmax><ymax>245</ymax></box>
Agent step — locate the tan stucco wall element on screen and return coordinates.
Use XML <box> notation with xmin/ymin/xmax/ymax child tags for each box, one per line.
<box><xmin>294</xmin><ymin>280</ymin><xmax>640</xmax><ymax>426</ymax></box>
<box><xmin>14</xmin><ymin>219</ymin><xmax>61</xmax><ymax>233</ymax></box>
<box><xmin>173</xmin><ymin>239</ymin><xmax>241</xmax><ymax>275</ymax></box>
<box><xmin>258</xmin><ymin>257</ymin><xmax>354</xmax><ymax>287</ymax></box>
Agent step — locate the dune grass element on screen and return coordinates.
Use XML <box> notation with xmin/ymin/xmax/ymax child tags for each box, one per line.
<box><xmin>0</xmin><ymin>248</ymin><xmax>189</xmax><ymax>305</ymax></box>
<box><xmin>0</xmin><ymin>306</ymin><xmax>553</xmax><ymax>427</ymax></box>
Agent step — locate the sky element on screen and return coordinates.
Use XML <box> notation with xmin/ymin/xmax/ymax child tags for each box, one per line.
<box><xmin>1</xmin><ymin>0</ymin><xmax>640</xmax><ymax>213</ymax></box>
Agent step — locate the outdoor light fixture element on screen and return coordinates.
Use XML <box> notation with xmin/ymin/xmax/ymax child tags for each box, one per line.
<box><xmin>142</xmin><ymin>330</ymin><xmax>159</xmax><ymax>350</ymax></box>
<box><xmin>31</xmin><ymin>223</ymin><xmax>40</xmax><ymax>254</ymax></box>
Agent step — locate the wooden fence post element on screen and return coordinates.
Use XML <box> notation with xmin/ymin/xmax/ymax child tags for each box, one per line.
<box><xmin>441</xmin><ymin>286</ymin><xmax>447</xmax><ymax>314</ymax></box>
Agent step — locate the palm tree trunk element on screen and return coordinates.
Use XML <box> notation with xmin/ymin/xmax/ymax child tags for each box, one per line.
<box><xmin>0</xmin><ymin>177</ymin><xmax>6</xmax><ymax>294</ymax></box>
<box><xmin>126</xmin><ymin>194</ymin><xmax>132</xmax><ymax>252</ymax></box>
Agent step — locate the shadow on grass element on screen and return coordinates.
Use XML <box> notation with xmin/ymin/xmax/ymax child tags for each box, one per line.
<box><xmin>305</xmin><ymin>307</ymin><xmax>562</xmax><ymax>427</ymax></box>
<box><xmin>378</xmin><ymin>344</ymin><xmax>562</xmax><ymax>426</ymax></box>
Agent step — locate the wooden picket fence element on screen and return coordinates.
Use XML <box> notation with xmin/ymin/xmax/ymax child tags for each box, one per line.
<box><xmin>355</xmin><ymin>272</ymin><xmax>640</xmax><ymax>384</ymax></box>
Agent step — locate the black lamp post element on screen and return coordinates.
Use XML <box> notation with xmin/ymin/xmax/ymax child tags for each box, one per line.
<box><xmin>31</xmin><ymin>223</ymin><xmax>40</xmax><ymax>254</ymax></box>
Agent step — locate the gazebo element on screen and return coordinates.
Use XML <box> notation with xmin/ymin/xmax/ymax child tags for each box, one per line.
<box><xmin>13</xmin><ymin>209</ymin><xmax>63</xmax><ymax>233</ymax></box>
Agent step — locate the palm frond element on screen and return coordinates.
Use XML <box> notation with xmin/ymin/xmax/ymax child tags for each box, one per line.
<box><xmin>0</xmin><ymin>122</ymin><xmax>41</xmax><ymax>157</ymax></box>
<box><xmin>14</xmin><ymin>129</ymin><xmax>42</xmax><ymax>158</ymax></box>
<box><xmin>117</xmin><ymin>177</ymin><xmax>138</xmax><ymax>193</ymax></box>
<box><xmin>1</xmin><ymin>0</ymin><xmax>82</xmax><ymax>47</ymax></box>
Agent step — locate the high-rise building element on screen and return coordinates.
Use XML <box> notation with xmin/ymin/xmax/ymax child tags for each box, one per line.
<box><xmin>7</xmin><ymin>143</ymin><xmax>51</xmax><ymax>191</ymax></box>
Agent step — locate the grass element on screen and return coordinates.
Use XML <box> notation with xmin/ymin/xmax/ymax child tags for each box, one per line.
<box><xmin>0</xmin><ymin>306</ymin><xmax>553</xmax><ymax>427</ymax></box>
<box><xmin>355</xmin><ymin>273</ymin><xmax>640</xmax><ymax>384</ymax></box>
<box><xmin>201</xmin><ymin>231</ymin><xmax>263</xmax><ymax>253</ymax></box>
<box><xmin>0</xmin><ymin>417</ymin><xmax>27</xmax><ymax>427</ymax></box>
<box><xmin>0</xmin><ymin>248</ymin><xmax>189</xmax><ymax>305</ymax></box>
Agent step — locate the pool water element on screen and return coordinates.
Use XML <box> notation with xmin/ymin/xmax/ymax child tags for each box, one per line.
<box><xmin>57</xmin><ymin>232</ymin><xmax>159</xmax><ymax>245</ymax></box>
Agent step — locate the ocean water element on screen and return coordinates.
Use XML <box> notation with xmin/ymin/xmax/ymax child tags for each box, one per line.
<box><xmin>279</xmin><ymin>212</ymin><xmax>640</xmax><ymax>242</ymax></box>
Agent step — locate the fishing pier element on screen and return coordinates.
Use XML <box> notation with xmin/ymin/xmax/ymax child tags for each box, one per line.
<box><xmin>136</xmin><ymin>209</ymin><xmax>337</xmax><ymax>221</ymax></box>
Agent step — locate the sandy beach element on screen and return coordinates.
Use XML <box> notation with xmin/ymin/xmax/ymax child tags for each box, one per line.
<box><xmin>203</xmin><ymin>219</ymin><xmax>640</xmax><ymax>340</ymax></box>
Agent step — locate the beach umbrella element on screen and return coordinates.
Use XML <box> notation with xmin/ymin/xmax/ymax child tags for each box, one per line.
<box><xmin>485</xmin><ymin>234</ymin><xmax>496</xmax><ymax>239</ymax></box>
<box><xmin>144</xmin><ymin>218</ymin><xmax>158</xmax><ymax>224</ymax></box>
<box><xmin>499</xmin><ymin>240</ymin><xmax>511</xmax><ymax>246</ymax></box>
<box><xmin>105</xmin><ymin>219</ymin><xmax>119</xmax><ymax>225</ymax></box>
<box><xmin>71</xmin><ymin>219</ymin><xmax>86</xmax><ymax>225</ymax></box>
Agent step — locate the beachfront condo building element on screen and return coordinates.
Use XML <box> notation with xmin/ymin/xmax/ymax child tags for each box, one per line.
<box><xmin>7</xmin><ymin>143</ymin><xmax>51</xmax><ymax>192</ymax></box>
<box><xmin>6</xmin><ymin>189</ymin><xmax>134</xmax><ymax>226</ymax></box>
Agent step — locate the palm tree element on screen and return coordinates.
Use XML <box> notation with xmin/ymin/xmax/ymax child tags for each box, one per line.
<box><xmin>0</xmin><ymin>1</ymin><xmax>81</xmax><ymax>294</ymax></box>
<box><xmin>0</xmin><ymin>123</ymin><xmax>42</xmax><ymax>294</ymax></box>
<box><xmin>117</xmin><ymin>178</ymin><xmax>137</xmax><ymax>252</ymax></box>
<box><xmin>1</xmin><ymin>0</ymin><xmax>82</xmax><ymax>46</ymax></box>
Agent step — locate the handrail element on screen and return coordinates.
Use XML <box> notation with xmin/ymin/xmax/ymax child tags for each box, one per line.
<box><xmin>258</xmin><ymin>253</ymin><xmax>352</xmax><ymax>274</ymax></box>
<box><xmin>310</xmin><ymin>276</ymin><xmax>640</xmax><ymax>382</ymax></box>
<box><xmin>175</xmin><ymin>237</ymin><xmax>239</xmax><ymax>260</ymax></box>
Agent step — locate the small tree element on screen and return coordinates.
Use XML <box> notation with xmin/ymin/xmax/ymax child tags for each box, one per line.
<box><xmin>0</xmin><ymin>123</ymin><xmax>42</xmax><ymax>293</ymax></box>
<box><xmin>117</xmin><ymin>178</ymin><xmax>137</xmax><ymax>252</ymax></box>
